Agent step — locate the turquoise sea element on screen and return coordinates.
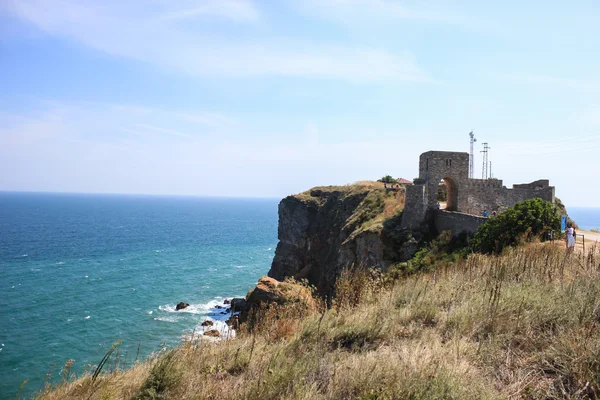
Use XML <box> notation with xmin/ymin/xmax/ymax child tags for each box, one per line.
<box><xmin>569</xmin><ymin>207</ymin><xmax>600</xmax><ymax>231</ymax></box>
<box><xmin>0</xmin><ymin>193</ymin><xmax>278</xmax><ymax>399</ymax></box>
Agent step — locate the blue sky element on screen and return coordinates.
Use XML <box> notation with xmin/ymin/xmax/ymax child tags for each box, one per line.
<box><xmin>0</xmin><ymin>0</ymin><xmax>599</xmax><ymax>206</ymax></box>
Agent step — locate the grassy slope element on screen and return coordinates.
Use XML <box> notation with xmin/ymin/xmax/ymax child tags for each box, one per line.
<box><xmin>37</xmin><ymin>241</ymin><xmax>600</xmax><ymax>400</ymax></box>
<box><xmin>294</xmin><ymin>181</ymin><xmax>405</xmax><ymax>236</ymax></box>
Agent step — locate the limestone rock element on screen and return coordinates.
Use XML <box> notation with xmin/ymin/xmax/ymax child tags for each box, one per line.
<box><xmin>267</xmin><ymin>187</ymin><xmax>388</xmax><ymax>296</ymax></box>
<box><xmin>244</xmin><ymin>276</ymin><xmax>316</xmax><ymax>317</ymax></box>
<box><xmin>204</xmin><ymin>329</ymin><xmax>220</xmax><ymax>337</ymax></box>
<box><xmin>175</xmin><ymin>302</ymin><xmax>189</xmax><ymax>311</ymax></box>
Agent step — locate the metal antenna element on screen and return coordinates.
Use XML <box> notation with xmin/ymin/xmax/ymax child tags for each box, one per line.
<box><xmin>469</xmin><ymin>131</ymin><xmax>476</xmax><ymax>179</ymax></box>
<box><xmin>480</xmin><ymin>142</ymin><xmax>490</xmax><ymax>179</ymax></box>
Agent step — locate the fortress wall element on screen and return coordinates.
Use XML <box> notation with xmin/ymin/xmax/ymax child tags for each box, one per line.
<box><xmin>464</xmin><ymin>184</ymin><xmax>555</xmax><ymax>216</ymax></box>
<box><xmin>434</xmin><ymin>210</ymin><xmax>487</xmax><ymax>236</ymax></box>
<box><xmin>513</xmin><ymin>179</ymin><xmax>550</xmax><ymax>190</ymax></box>
<box><xmin>464</xmin><ymin>179</ymin><xmax>504</xmax><ymax>215</ymax></box>
<box><xmin>496</xmin><ymin>186</ymin><xmax>555</xmax><ymax>211</ymax></box>
<box><xmin>401</xmin><ymin>184</ymin><xmax>427</xmax><ymax>229</ymax></box>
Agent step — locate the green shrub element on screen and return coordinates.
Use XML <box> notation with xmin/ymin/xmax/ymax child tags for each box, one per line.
<box><xmin>396</xmin><ymin>231</ymin><xmax>470</xmax><ymax>276</ymax></box>
<box><xmin>377</xmin><ymin>175</ymin><xmax>397</xmax><ymax>184</ymax></box>
<box><xmin>470</xmin><ymin>198</ymin><xmax>560</xmax><ymax>254</ymax></box>
<box><xmin>132</xmin><ymin>351</ymin><xmax>181</xmax><ymax>400</ymax></box>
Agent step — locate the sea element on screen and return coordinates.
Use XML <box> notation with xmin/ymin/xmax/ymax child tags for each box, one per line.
<box><xmin>0</xmin><ymin>192</ymin><xmax>279</xmax><ymax>399</ymax></box>
<box><xmin>569</xmin><ymin>207</ymin><xmax>600</xmax><ymax>231</ymax></box>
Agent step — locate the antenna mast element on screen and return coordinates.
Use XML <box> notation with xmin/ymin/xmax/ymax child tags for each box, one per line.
<box><xmin>480</xmin><ymin>142</ymin><xmax>490</xmax><ymax>179</ymax></box>
<box><xmin>469</xmin><ymin>131</ymin><xmax>476</xmax><ymax>179</ymax></box>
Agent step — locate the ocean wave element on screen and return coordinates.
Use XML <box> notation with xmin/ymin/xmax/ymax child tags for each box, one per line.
<box><xmin>84</xmin><ymin>316</ymin><xmax>91</xmax><ymax>320</ymax></box>
<box><xmin>154</xmin><ymin>316</ymin><xmax>179</xmax><ymax>323</ymax></box>
<box><xmin>234</xmin><ymin>265</ymin><xmax>247</xmax><ymax>269</ymax></box>
<box><xmin>159</xmin><ymin>299</ymin><xmax>228</xmax><ymax>315</ymax></box>
<box><xmin>56</xmin><ymin>261</ymin><xmax>64</xmax><ymax>265</ymax></box>
<box><xmin>20</xmin><ymin>254</ymin><xmax>28</xmax><ymax>257</ymax></box>
<box><xmin>184</xmin><ymin>320</ymin><xmax>236</xmax><ymax>341</ymax></box>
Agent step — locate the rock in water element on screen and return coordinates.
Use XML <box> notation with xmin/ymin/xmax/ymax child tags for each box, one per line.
<box><xmin>230</xmin><ymin>298</ymin><xmax>248</xmax><ymax>313</ymax></box>
<box><xmin>223</xmin><ymin>299</ymin><xmax>231</xmax><ymax>305</ymax></box>
<box><xmin>204</xmin><ymin>329</ymin><xmax>221</xmax><ymax>337</ymax></box>
<box><xmin>175</xmin><ymin>302</ymin><xmax>189</xmax><ymax>311</ymax></box>
<box><xmin>201</xmin><ymin>320</ymin><xmax>213</xmax><ymax>327</ymax></box>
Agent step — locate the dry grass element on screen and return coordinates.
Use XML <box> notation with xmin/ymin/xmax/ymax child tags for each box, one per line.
<box><xmin>36</xmin><ymin>242</ymin><xmax>600</xmax><ymax>400</ymax></box>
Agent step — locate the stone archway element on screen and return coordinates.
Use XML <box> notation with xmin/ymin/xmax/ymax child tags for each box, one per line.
<box><xmin>442</xmin><ymin>177</ymin><xmax>458</xmax><ymax>211</ymax></box>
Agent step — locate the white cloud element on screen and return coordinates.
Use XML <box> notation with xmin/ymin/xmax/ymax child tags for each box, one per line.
<box><xmin>2</xmin><ymin>0</ymin><xmax>429</xmax><ymax>83</ymax></box>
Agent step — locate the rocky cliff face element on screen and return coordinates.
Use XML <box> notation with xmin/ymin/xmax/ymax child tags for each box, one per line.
<box><xmin>268</xmin><ymin>184</ymin><xmax>420</xmax><ymax>297</ymax></box>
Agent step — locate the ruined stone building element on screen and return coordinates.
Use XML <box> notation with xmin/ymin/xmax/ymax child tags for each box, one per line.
<box><xmin>402</xmin><ymin>150</ymin><xmax>555</xmax><ymax>233</ymax></box>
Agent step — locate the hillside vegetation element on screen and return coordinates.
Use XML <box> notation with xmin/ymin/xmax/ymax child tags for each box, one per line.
<box><xmin>36</xmin><ymin>241</ymin><xmax>600</xmax><ymax>400</ymax></box>
<box><xmin>294</xmin><ymin>181</ymin><xmax>405</xmax><ymax>231</ymax></box>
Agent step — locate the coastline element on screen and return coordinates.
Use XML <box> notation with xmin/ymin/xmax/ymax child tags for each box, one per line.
<box><xmin>159</xmin><ymin>297</ymin><xmax>237</xmax><ymax>341</ymax></box>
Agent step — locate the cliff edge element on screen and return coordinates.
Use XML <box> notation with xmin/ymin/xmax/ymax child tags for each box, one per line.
<box><xmin>268</xmin><ymin>182</ymin><xmax>423</xmax><ymax>296</ymax></box>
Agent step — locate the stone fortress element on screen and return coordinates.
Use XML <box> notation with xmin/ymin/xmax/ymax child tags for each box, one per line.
<box><xmin>401</xmin><ymin>150</ymin><xmax>555</xmax><ymax>234</ymax></box>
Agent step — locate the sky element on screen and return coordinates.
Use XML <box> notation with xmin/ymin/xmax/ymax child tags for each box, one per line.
<box><xmin>0</xmin><ymin>0</ymin><xmax>599</xmax><ymax>207</ymax></box>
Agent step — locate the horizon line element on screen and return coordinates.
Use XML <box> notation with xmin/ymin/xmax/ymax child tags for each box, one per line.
<box><xmin>0</xmin><ymin>189</ymin><xmax>282</xmax><ymax>200</ymax></box>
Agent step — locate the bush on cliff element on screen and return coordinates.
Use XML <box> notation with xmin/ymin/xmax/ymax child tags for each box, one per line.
<box><xmin>470</xmin><ymin>198</ymin><xmax>560</xmax><ymax>254</ymax></box>
<box><xmin>377</xmin><ymin>175</ymin><xmax>396</xmax><ymax>184</ymax></box>
<box><xmin>386</xmin><ymin>230</ymin><xmax>470</xmax><ymax>277</ymax></box>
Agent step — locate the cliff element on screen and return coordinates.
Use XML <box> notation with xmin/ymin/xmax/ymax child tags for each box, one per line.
<box><xmin>268</xmin><ymin>182</ymin><xmax>424</xmax><ymax>296</ymax></box>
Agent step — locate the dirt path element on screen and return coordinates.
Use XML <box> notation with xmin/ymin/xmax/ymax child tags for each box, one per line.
<box><xmin>575</xmin><ymin>229</ymin><xmax>600</xmax><ymax>250</ymax></box>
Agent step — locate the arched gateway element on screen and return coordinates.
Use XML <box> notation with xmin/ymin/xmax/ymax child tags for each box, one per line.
<box><xmin>419</xmin><ymin>151</ymin><xmax>469</xmax><ymax>212</ymax></box>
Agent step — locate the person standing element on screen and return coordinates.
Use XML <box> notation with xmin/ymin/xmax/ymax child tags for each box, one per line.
<box><xmin>566</xmin><ymin>224</ymin><xmax>576</xmax><ymax>252</ymax></box>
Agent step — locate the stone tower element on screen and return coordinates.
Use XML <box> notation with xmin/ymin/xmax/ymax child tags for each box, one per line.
<box><xmin>419</xmin><ymin>151</ymin><xmax>469</xmax><ymax>211</ymax></box>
